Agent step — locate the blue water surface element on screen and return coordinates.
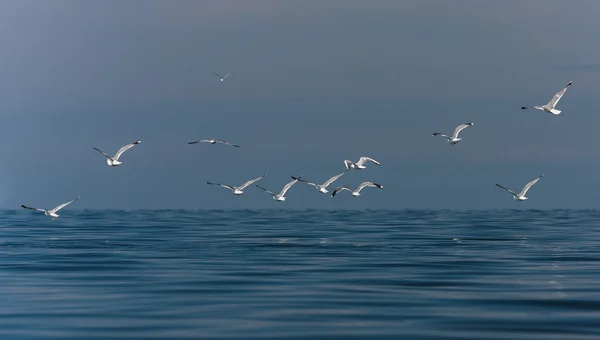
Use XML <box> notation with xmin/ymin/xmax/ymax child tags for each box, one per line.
<box><xmin>1</xmin><ymin>209</ymin><xmax>599</xmax><ymax>339</ymax></box>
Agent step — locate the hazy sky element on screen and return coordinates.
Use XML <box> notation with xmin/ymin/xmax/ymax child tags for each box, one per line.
<box><xmin>1</xmin><ymin>0</ymin><xmax>600</xmax><ymax>210</ymax></box>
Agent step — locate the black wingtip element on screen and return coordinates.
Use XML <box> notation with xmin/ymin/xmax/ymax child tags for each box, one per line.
<box><xmin>20</xmin><ymin>204</ymin><xmax>26</xmax><ymax>208</ymax></box>
<box><xmin>520</xmin><ymin>106</ymin><xmax>528</xmax><ymax>109</ymax></box>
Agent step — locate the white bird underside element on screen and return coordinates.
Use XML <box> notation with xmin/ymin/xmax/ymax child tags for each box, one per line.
<box><xmin>93</xmin><ymin>141</ymin><xmax>141</xmax><ymax>167</ymax></box>
<box><xmin>495</xmin><ymin>174</ymin><xmax>544</xmax><ymax>201</ymax></box>
<box><xmin>433</xmin><ymin>122</ymin><xmax>473</xmax><ymax>144</ymax></box>
<box><xmin>344</xmin><ymin>157</ymin><xmax>381</xmax><ymax>170</ymax></box>
<box><xmin>206</xmin><ymin>175</ymin><xmax>266</xmax><ymax>195</ymax></box>
<box><xmin>331</xmin><ymin>182</ymin><xmax>383</xmax><ymax>197</ymax></box>
<box><xmin>21</xmin><ymin>197</ymin><xmax>80</xmax><ymax>220</ymax></box>
<box><xmin>521</xmin><ymin>81</ymin><xmax>572</xmax><ymax>115</ymax></box>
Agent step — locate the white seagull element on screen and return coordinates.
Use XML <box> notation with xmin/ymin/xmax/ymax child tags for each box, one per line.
<box><xmin>433</xmin><ymin>122</ymin><xmax>474</xmax><ymax>145</ymax></box>
<box><xmin>206</xmin><ymin>175</ymin><xmax>266</xmax><ymax>195</ymax></box>
<box><xmin>331</xmin><ymin>182</ymin><xmax>383</xmax><ymax>198</ymax></box>
<box><xmin>212</xmin><ymin>72</ymin><xmax>231</xmax><ymax>82</ymax></box>
<box><xmin>495</xmin><ymin>174</ymin><xmax>544</xmax><ymax>201</ymax></box>
<box><xmin>521</xmin><ymin>81</ymin><xmax>572</xmax><ymax>115</ymax></box>
<box><xmin>291</xmin><ymin>171</ymin><xmax>347</xmax><ymax>194</ymax></box>
<box><xmin>256</xmin><ymin>176</ymin><xmax>302</xmax><ymax>202</ymax></box>
<box><xmin>21</xmin><ymin>197</ymin><xmax>80</xmax><ymax>220</ymax></box>
<box><xmin>188</xmin><ymin>139</ymin><xmax>240</xmax><ymax>147</ymax></box>
<box><xmin>93</xmin><ymin>141</ymin><xmax>141</xmax><ymax>167</ymax></box>
<box><xmin>344</xmin><ymin>157</ymin><xmax>381</xmax><ymax>170</ymax></box>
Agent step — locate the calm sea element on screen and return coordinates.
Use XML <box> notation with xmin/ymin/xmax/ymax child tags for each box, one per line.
<box><xmin>1</xmin><ymin>210</ymin><xmax>599</xmax><ymax>339</ymax></box>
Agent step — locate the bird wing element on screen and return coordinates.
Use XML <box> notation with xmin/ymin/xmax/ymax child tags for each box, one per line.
<box><xmin>322</xmin><ymin>172</ymin><xmax>346</xmax><ymax>188</ymax></box>
<box><xmin>238</xmin><ymin>175</ymin><xmax>266</xmax><ymax>190</ymax></box>
<box><xmin>93</xmin><ymin>147</ymin><xmax>113</xmax><ymax>161</ymax></box>
<box><xmin>495</xmin><ymin>184</ymin><xmax>518</xmax><ymax>197</ymax></box>
<box><xmin>255</xmin><ymin>185</ymin><xmax>276</xmax><ymax>197</ymax></box>
<box><xmin>331</xmin><ymin>186</ymin><xmax>351</xmax><ymax>197</ymax></box>
<box><xmin>212</xmin><ymin>72</ymin><xmax>223</xmax><ymax>79</ymax></box>
<box><xmin>546</xmin><ymin>81</ymin><xmax>572</xmax><ymax>109</ymax></box>
<box><xmin>433</xmin><ymin>133</ymin><xmax>450</xmax><ymax>139</ymax></box>
<box><xmin>113</xmin><ymin>141</ymin><xmax>141</xmax><ymax>160</ymax></box>
<box><xmin>357</xmin><ymin>157</ymin><xmax>381</xmax><ymax>166</ymax></box>
<box><xmin>356</xmin><ymin>181</ymin><xmax>383</xmax><ymax>193</ymax></box>
<box><xmin>222</xmin><ymin>73</ymin><xmax>231</xmax><ymax>79</ymax></box>
<box><xmin>452</xmin><ymin>123</ymin><xmax>473</xmax><ymax>139</ymax></box>
<box><xmin>343</xmin><ymin>160</ymin><xmax>354</xmax><ymax>170</ymax></box>
<box><xmin>519</xmin><ymin>174</ymin><xmax>544</xmax><ymax>197</ymax></box>
<box><xmin>206</xmin><ymin>181</ymin><xmax>235</xmax><ymax>191</ymax></box>
<box><xmin>49</xmin><ymin>197</ymin><xmax>79</xmax><ymax>214</ymax></box>
<box><xmin>21</xmin><ymin>205</ymin><xmax>46</xmax><ymax>212</ymax></box>
<box><xmin>216</xmin><ymin>140</ymin><xmax>240</xmax><ymax>147</ymax></box>
<box><xmin>279</xmin><ymin>177</ymin><xmax>300</xmax><ymax>196</ymax></box>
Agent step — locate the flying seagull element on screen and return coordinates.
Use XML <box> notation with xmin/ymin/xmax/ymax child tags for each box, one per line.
<box><xmin>331</xmin><ymin>182</ymin><xmax>383</xmax><ymax>198</ymax></box>
<box><xmin>206</xmin><ymin>175</ymin><xmax>266</xmax><ymax>195</ymax></box>
<box><xmin>433</xmin><ymin>123</ymin><xmax>474</xmax><ymax>145</ymax></box>
<box><xmin>93</xmin><ymin>141</ymin><xmax>141</xmax><ymax>167</ymax></box>
<box><xmin>188</xmin><ymin>139</ymin><xmax>240</xmax><ymax>147</ymax></box>
<box><xmin>344</xmin><ymin>157</ymin><xmax>381</xmax><ymax>170</ymax></box>
<box><xmin>291</xmin><ymin>171</ymin><xmax>347</xmax><ymax>194</ymax></box>
<box><xmin>256</xmin><ymin>176</ymin><xmax>302</xmax><ymax>202</ymax></box>
<box><xmin>521</xmin><ymin>81</ymin><xmax>572</xmax><ymax>115</ymax></box>
<box><xmin>212</xmin><ymin>72</ymin><xmax>231</xmax><ymax>82</ymax></box>
<box><xmin>495</xmin><ymin>174</ymin><xmax>544</xmax><ymax>201</ymax></box>
<box><xmin>21</xmin><ymin>197</ymin><xmax>80</xmax><ymax>220</ymax></box>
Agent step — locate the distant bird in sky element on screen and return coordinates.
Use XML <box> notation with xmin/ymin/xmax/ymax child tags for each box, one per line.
<box><xmin>292</xmin><ymin>171</ymin><xmax>347</xmax><ymax>194</ymax></box>
<box><xmin>331</xmin><ymin>182</ymin><xmax>383</xmax><ymax>198</ymax></box>
<box><xmin>93</xmin><ymin>141</ymin><xmax>141</xmax><ymax>167</ymax></box>
<box><xmin>212</xmin><ymin>72</ymin><xmax>231</xmax><ymax>82</ymax></box>
<box><xmin>206</xmin><ymin>175</ymin><xmax>266</xmax><ymax>195</ymax></box>
<box><xmin>495</xmin><ymin>174</ymin><xmax>544</xmax><ymax>201</ymax></box>
<box><xmin>433</xmin><ymin>123</ymin><xmax>474</xmax><ymax>145</ymax></box>
<box><xmin>188</xmin><ymin>139</ymin><xmax>240</xmax><ymax>147</ymax></box>
<box><xmin>21</xmin><ymin>197</ymin><xmax>80</xmax><ymax>220</ymax></box>
<box><xmin>256</xmin><ymin>176</ymin><xmax>302</xmax><ymax>202</ymax></box>
<box><xmin>344</xmin><ymin>157</ymin><xmax>381</xmax><ymax>170</ymax></box>
<box><xmin>521</xmin><ymin>81</ymin><xmax>572</xmax><ymax>115</ymax></box>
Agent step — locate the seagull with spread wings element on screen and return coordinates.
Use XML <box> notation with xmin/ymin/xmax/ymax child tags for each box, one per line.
<box><xmin>291</xmin><ymin>171</ymin><xmax>347</xmax><ymax>194</ymax></box>
<box><xmin>495</xmin><ymin>174</ymin><xmax>544</xmax><ymax>201</ymax></box>
<box><xmin>521</xmin><ymin>81</ymin><xmax>572</xmax><ymax>115</ymax></box>
<box><xmin>21</xmin><ymin>197</ymin><xmax>80</xmax><ymax>220</ymax></box>
<box><xmin>212</xmin><ymin>72</ymin><xmax>231</xmax><ymax>82</ymax></box>
<box><xmin>331</xmin><ymin>182</ymin><xmax>383</xmax><ymax>198</ymax></box>
<box><xmin>256</xmin><ymin>176</ymin><xmax>302</xmax><ymax>202</ymax></box>
<box><xmin>344</xmin><ymin>157</ymin><xmax>381</xmax><ymax>170</ymax></box>
<box><xmin>188</xmin><ymin>139</ymin><xmax>240</xmax><ymax>147</ymax></box>
<box><xmin>433</xmin><ymin>122</ymin><xmax>474</xmax><ymax>145</ymax></box>
<box><xmin>206</xmin><ymin>175</ymin><xmax>266</xmax><ymax>195</ymax></box>
<box><xmin>93</xmin><ymin>141</ymin><xmax>141</xmax><ymax>167</ymax></box>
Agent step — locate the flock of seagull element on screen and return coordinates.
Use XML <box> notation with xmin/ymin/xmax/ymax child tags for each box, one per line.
<box><xmin>19</xmin><ymin>74</ymin><xmax>574</xmax><ymax>219</ymax></box>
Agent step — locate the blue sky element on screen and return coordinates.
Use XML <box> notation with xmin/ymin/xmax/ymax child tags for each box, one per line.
<box><xmin>1</xmin><ymin>0</ymin><xmax>599</xmax><ymax>209</ymax></box>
